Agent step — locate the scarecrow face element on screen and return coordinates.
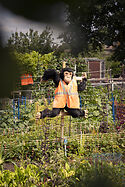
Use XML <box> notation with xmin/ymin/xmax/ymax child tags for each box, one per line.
<box><xmin>64</xmin><ymin>71</ymin><xmax>73</xmax><ymax>83</ymax></box>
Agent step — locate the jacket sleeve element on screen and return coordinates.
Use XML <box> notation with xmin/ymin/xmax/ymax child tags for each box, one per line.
<box><xmin>42</xmin><ymin>69</ymin><xmax>60</xmax><ymax>87</ymax></box>
<box><xmin>78</xmin><ymin>78</ymin><xmax>87</xmax><ymax>91</ymax></box>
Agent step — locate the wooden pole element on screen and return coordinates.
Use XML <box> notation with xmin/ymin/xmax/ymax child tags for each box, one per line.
<box><xmin>63</xmin><ymin>61</ymin><xmax>66</xmax><ymax>68</ymax></box>
<box><xmin>61</xmin><ymin>111</ymin><xmax>64</xmax><ymax>145</ymax></box>
<box><xmin>60</xmin><ymin>61</ymin><xmax>66</xmax><ymax>145</ymax></box>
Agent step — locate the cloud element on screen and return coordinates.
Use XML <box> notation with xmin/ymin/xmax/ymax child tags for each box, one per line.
<box><xmin>0</xmin><ymin>4</ymin><xmax>63</xmax><ymax>44</ymax></box>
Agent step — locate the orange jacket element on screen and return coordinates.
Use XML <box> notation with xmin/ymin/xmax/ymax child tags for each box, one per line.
<box><xmin>53</xmin><ymin>76</ymin><xmax>80</xmax><ymax>109</ymax></box>
<box><xmin>21</xmin><ymin>74</ymin><xmax>33</xmax><ymax>85</ymax></box>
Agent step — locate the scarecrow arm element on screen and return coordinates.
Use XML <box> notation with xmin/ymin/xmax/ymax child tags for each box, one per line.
<box><xmin>78</xmin><ymin>78</ymin><xmax>87</xmax><ymax>91</ymax></box>
<box><xmin>42</xmin><ymin>69</ymin><xmax>60</xmax><ymax>87</ymax></box>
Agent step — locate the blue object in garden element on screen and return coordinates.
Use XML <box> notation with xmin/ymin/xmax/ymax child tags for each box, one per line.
<box><xmin>64</xmin><ymin>138</ymin><xmax>68</xmax><ymax>145</ymax></box>
<box><xmin>64</xmin><ymin>138</ymin><xmax>68</xmax><ymax>157</ymax></box>
<box><xmin>13</xmin><ymin>97</ymin><xmax>27</xmax><ymax>120</ymax></box>
<box><xmin>24</xmin><ymin>96</ymin><xmax>26</xmax><ymax>111</ymax></box>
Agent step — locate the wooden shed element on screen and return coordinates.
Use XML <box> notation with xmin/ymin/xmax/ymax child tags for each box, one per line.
<box><xmin>85</xmin><ymin>58</ymin><xmax>105</xmax><ymax>79</ymax></box>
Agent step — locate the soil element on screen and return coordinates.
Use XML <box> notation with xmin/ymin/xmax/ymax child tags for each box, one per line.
<box><xmin>3</xmin><ymin>161</ymin><xmax>21</xmax><ymax>172</ymax></box>
<box><xmin>3</xmin><ymin>162</ymin><xmax>15</xmax><ymax>172</ymax></box>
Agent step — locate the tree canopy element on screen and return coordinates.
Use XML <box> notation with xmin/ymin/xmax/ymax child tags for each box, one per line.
<box><xmin>6</xmin><ymin>27</ymin><xmax>56</xmax><ymax>55</ymax></box>
<box><xmin>60</xmin><ymin>0</ymin><xmax>125</xmax><ymax>61</ymax></box>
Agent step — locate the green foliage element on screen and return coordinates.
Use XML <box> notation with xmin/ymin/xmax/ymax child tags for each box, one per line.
<box><xmin>40</xmin><ymin>52</ymin><xmax>58</xmax><ymax>70</ymax></box>
<box><xmin>79</xmin><ymin>85</ymin><xmax>113</xmax><ymax>131</ymax></box>
<box><xmin>11</xmin><ymin>50</ymin><xmax>59</xmax><ymax>92</ymax></box>
<box><xmin>71</xmin><ymin>159</ymin><xmax>124</xmax><ymax>187</ymax></box>
<box><xmin>7</xmin><ymin>27</ymin><xmax>55</xmax><ymax>55</ymax></box>
<box><xmin>0</xmin><ymin>158</ymin><xmax>124</xmax><ymax>186</ymax></box>
<box><xmin>0</xmin><ymin>164</ymin><xmax>41</xmax><ymax>186</ymax></box>
<box><xmin>12</xmin><ymin>51</ymin><xmax>58</xmax><ymax>77</ymax></box>
<box><xmin>13</xmin><ymin>51</ymin><xmax>40</xmax><ymax>76</ymax></box>
<box><xmin>113</xmin><ymin>86</ymin><xmax>125</xmax><ymax>104</ymax></box>
<box><xmin>59</xmin><ymin>55</ymin><xmax>87</xmax><ymax>74</ymax></box>
<box><xmin>0</xmin><ymin>111</ymin><xmax>124</xmax><ymax>162</ymax></box>
<box><xmin>59</xmin><ymin>0</ymin><xmax>125</xmax><ymax>61</ymax></box>
<box><xmin>108</xmin><ymin>60</ymin><xmax>122</xmax><ymax>78</ymax></box>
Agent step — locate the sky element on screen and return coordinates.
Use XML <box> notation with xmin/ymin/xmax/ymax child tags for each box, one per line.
<box><xmin>0</xmin><ymin>4</ymin><xmax>64</xmax><ymax>45</ymax></box>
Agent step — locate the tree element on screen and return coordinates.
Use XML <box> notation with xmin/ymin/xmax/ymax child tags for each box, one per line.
<box><xmin>13</xmin><ymin>51</ymin><xmax>59</xmax><ymax>76</ymax></box>
<box><xmin>11</xmin><ymin>51</ymin><xmax>59</xmax><ymax>91</ymax></box>
<box><xmin>6</xmin><ymin>27</ymin><xmax>56</xmax><ymax>55</ymax></box>
<box><xmin>59</xmin><ymin>0</ymin><xmax>125</xmax><ymax>61</ymax></box>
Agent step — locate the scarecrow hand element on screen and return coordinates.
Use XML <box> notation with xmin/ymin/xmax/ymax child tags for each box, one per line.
<box><xmin>82</xmin><ymin>72</ymin><xmax>87</xmax><ymax>79</ymax></box>
<box><xmin>36</xmin><ymin>112</ymin><xmax>41</xmax><ymax>119</ymax></box>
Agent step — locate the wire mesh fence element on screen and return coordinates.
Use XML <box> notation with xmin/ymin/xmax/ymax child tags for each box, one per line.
<box><xmin>0</xmin><ymin>80</ymin><xmax>125</xmax><ymax>164</ymax></box>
